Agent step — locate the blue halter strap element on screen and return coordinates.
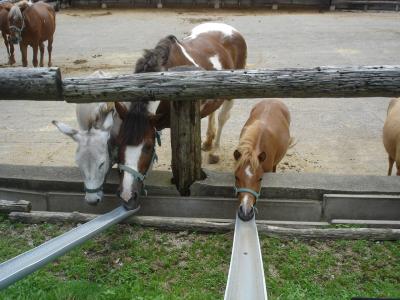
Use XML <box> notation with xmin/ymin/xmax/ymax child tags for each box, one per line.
<box><xmin>234</xmin><ymin>186</ymin><xmax>261</xmax><ymax>203</ymax></box>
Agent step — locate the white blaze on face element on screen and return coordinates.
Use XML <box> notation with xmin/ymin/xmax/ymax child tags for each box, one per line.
<box><xmin>186</xmin><ymin>23</ymin><xmax>238</xmax><ymax>40</ymax></box>
<box><xmin>121</xmin><ymin>143</ymin><xmax>144</xmax><ymax>201</ymax></box>
<box><xmin>241</xmin><ymin>194</ymin><xmax>252</xmax><ymax>215</ymax></box>
<box><xmin>209</xmin><ymin>55</ymin><xmax>222</xmax><ymax>70</ymax></box>
<box><xmin>245</xmin><ymin>165</ymin><xmax>253</xmax><ymax>178</ymax></box>
<box><xmin>177</xmin><ymin>43</ymin><xmax>199</xmax><ymax>67</ymax></box>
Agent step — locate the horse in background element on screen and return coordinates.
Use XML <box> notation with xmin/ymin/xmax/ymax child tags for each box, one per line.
<box><xmin>135</xmin><ymin>23</ymin><xmax>247</xmax><ymax>163</ymax></box>
<box><xmin>114</xmin><ymin>23</ymin><xmax>247</xmax><ymax>209</ymax></box>
<box><xmin>383</xmin><ymin>98</ymin><xmax>400</xmax><ymax>176</ymax></box>
<box><xmin>7</xmin><ymin>0</ymin><xmax>55</xmax><ymax>67</ymax></box>
<box><xmin>233</xmin><ymin>100</ymin><xmax>293</xmax><ymax>221</ymax></box>
<box><xmin>0</xmin><ymin>1</ymin><xmax>15</xmax><ymax>64</ymax></box>
<box><xmin>53</xmin><ymin>71</ymin><xmax>128</xmax><ymax>205</ymax></box>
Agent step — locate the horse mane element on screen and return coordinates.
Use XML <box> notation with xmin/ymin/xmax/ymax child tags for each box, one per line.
<box><xmin>118</xmin><ymin>101</ymin><xmax>150</xmax><ymax>146</ymax></box>
<box><xmin>134</xmin><ymin>35</ymin><xmax>177</xmax><ymax>73</ymax></box>
<box><xmin>87</xmin><ymin>102</ymin><xmax>114</xmax><ymax>130</ymax></box>
<box><xmin>235</xmin><ymin>125</ymin><xmax>262</xmax><ymax>172</ymax></box>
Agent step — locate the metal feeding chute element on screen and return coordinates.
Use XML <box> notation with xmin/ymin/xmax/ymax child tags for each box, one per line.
<box><xmin>224</xmin><ymin>215</ymin><xmax>268</xmax><ymax>300</ymax></box>
<box><xmin>0</xmin><ymin>206</ymin><xmax>139</xmax><ymax>290</ymax></box>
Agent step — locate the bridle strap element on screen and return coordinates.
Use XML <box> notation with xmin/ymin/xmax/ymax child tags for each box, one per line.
<box><xmin>234</xmin><ymin>186</ymin><xmax>261</xmax><ymax>203</ymax></box>
<box><xmin>118</xmin><ymin>164</ymin><xmax>146</xmax><ymax>182</ymax></box>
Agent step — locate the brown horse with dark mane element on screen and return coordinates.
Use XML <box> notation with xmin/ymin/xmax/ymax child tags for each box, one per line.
<box><xmin>6</xmin><ymin>0</ymin><xmax>55</xmax><ymax>67</ymax></box>
<box><xmin>234</xmin><ymin>100</ymin><xmax>293</xmax><ymax>221</ymax></box>
<box><xmin>115</xmin><ymin>23</ymin><xmax>247</xmax><ymax>209</ymax></box>
<box><xmin>0</xmin><ymin>1</ymin><xmax>15</xmax><ymax>64</ymax></box>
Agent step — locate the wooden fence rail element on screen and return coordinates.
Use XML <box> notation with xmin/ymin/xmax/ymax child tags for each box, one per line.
<box><xmin>0</xmin><ymin>65</ymin><xmax>399</xmax><ymax>102</ymax></box>
<box><xmin>1</xmin><ymin>65</ymin><xmax>399</xmax><ymax>195</ymax></box>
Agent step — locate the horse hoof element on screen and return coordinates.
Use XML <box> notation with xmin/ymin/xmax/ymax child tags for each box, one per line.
<box><xmin>201</xmin><ymin>141</ymin><xmax>212</xmax><ymax>152</ymax></box>
<box><xmin>208</xmin><ymin>153</ymin><xmax>220</xmax><ymax>164</ymax></box>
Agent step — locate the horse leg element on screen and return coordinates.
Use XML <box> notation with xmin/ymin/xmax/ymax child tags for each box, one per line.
<box><xmin>2</xmin><ymin>32</ymin><xmax>10</xmax><ymax>62</ymax></box>
<box><xmin>388</xmin><ymin>156</ymin><xmax>394</xmax><ymax>176</ymax></box>
<box><xmin>202</xmin><ymin>112</ymin><xmax>216</xmax><ymax>151</ymax></box>
<box><xmin>208</xmin><ymin>100</ymin><xmax>234</xmax><ymax>164</ymax></box>
<box><xmin>32</xmin><ymin>43</ymin><xmax>39</xmax><ymax>67</ymax></box>
<box><xmin>47</xmin><ymin>37</ymin><xmax>53</xmax><ymax>67</ymax></box>
<box><xmin>9</xmin><ymin>39</ymin><xmax>15</xmax><ymax>65</ymax></box>
<box><xmin>20</xmin><ymin>43</ymin><xmax>28</xmax><ymax>67</ymax></box>
<box><xmin>39</xmin><ymin>42</ymin><xmax>45</xmax><ymax>67</ymax></box>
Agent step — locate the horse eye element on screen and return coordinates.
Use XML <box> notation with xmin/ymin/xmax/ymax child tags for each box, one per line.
<box><xmin>235</xmin><ymin>176</ymin><xmax>239</xmax><ymax>181</ymax></box>
<box><xmin>259</xmin><ymin>178</ymin><xmax>263</xmax><ymax>182</ymax></box>
<box><xmin>99</xmin><ymin>162</ymin><xmax>105</xmax><ymax>169</ymax></box>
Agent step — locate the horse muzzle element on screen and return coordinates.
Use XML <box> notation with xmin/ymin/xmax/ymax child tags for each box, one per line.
<box><xmin>85</xmin><ymin>191</ymin><xmax>103</xmax><ymax>206</ymax></box>
<box><xmin>238</xmin><ymin>204</ymin><xmax>255</xmax><ymax>222</ymax></box>
<box><xmin>117</xmin><ymin>190</ymin><xmax>141</xmax><ymax>211</ymax></box>
<box><xmin>10</xmin><ymin>36</ymin><xmax>21</xmax><ymax>45</ymax></box>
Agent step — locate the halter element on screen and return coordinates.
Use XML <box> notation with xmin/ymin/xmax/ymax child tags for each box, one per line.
<box><xmin>117</xmin><ymin>130</ymin><xmax>162</xmax><ymax>191</ymax></box>
<box><xmin>234</xmin><ymin>186</ymin><xmax>261</xmax><ymax>203</ymax></box>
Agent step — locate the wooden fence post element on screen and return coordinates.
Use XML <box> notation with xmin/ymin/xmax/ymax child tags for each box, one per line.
<box><xmin>170</xmin><ymin>100</ymin><xmax>202</xmax><ymax>196</ymax></box>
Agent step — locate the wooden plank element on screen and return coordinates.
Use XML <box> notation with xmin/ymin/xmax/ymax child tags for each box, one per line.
<box><xmin>1</xmin><ymin>66</ymin><xmax>400</xmax><ymax>102</ymax></box>
<box><xmin>170</xmin><ymin>99</ymin><xmax>202</xmax><ymax>195</ymax></box>
<box><xmin>61</xmin><ymin>65</ymin><xmax>400</xmax><ymax>103</ymax></box>
<box><xmin>9</xmin><ymin>212</ymin><xmax>400</xmax><ymax>240</ymax></box>
<box><xmin>0</xmin><ymin>68</ymin><xmax>62</xmax><ymax>101</ymax></box>
<box><xmin>0</xmin><ymin>200</ymin><xmax>31</xmax><ymax>213</ymax></box>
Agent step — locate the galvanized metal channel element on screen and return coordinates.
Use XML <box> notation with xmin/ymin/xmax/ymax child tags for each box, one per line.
<box><xmin>225</xmin><ymin>216</ymin><xmax>268</xmax><ymax>300</ymax></box>
<box><xmin>0</xmin><ymin>206</ymin><xmax>139</xmax><ymax>290</ymax></box>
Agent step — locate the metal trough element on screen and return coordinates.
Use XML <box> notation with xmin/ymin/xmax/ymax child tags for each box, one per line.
<box><xmin>0</xmin><ymin>206</ymin><xmax>139</xmax><ymax>290</ymax></box>
<box><xmin>224</xmin><ymin>216</ymin><xmax>268</xmax><ymax>300</ymax></box>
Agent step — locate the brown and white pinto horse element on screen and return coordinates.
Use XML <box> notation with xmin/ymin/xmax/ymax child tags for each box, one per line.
<box><xmin>136</xmin><ymin>23</ymin><xmax>247</xmax><ymax>162</ymax></box>
<box><xmin>0</xmin><ymin>1</ymin><xmax>15</xmax><ymax>64</ymax></box>
<box><xmin>115</xmin><ymin>23</ymin><xmax>247</xmax><ymax>209</ymax></box>
<box><xmin>234</xmin><ymin>100</ymin><xmax>293</xmax><ymax>221</ymax></box>
<box><xmin>7</xmin><ymin>1</ymin><xmax>55</xmax><ymax>67</ymax></box>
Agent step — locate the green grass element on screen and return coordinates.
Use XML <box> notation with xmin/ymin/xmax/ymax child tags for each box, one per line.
<box><xmin>0</xmin><ymin>214</ymin><xmax>399</xmax><ymax>300</ymax></box>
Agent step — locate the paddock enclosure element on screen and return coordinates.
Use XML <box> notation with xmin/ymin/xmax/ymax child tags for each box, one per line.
<box><xmin>0</xmin><ymin>6</ymin><xmax>400</xmax><ymax>300</ymax></box>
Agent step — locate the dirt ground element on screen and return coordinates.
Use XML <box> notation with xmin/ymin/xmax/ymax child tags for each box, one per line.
<box><xmin>1</xmin><ymin>9</ymin><xmax>399</xmax><ymax>175</ymax></box>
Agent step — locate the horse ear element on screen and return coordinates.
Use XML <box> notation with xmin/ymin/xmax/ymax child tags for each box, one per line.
<box><xmin>233</xmin><ymin>149</ymin><xmax>241</xmax><ymax>161</ymax></box>
<box><xmin>258</xmin><ymin>152</ymin><xmax>266</xmax><ymax>162</ymax></box>
<box><xmin>101</xmin><ymin>111</ymin><xmax>113</xmax><ymax>132</ymax></box>
<box><xmin>52</xmin><ymin>120</ymin><xmax>80</xmax><ymax>142</ymax></box>
<box><xmin>114</xmin><ymin>102</ymin><xmax>128</xmax><ymax>120</ymax></box>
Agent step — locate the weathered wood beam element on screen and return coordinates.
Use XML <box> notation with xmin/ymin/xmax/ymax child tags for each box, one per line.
<box><xmin>0</xmin><ymin>200</ymin><xmax>31</xmax><ymax>213</ymax></box>
<box><xmin>0</xmin><ymin>68</ymin><xmax>62</xmax><ymax>101</ymax></box>
<box><xmin>0</xmin><ymin>66</ymin><xmax>399</xmax><ymax>102</ymax></box>
<box><xmin>9</xmin><ymin>211</ymin><xmax>400</xmax><ymax>240</ymax></box>
<box><xmin>170</xmin><ymin>99</ymin><xmax>202</xmax><ymax>196</ymax></box>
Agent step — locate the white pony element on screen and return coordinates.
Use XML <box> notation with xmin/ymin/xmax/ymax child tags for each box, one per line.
<box><xmin>53</xmin><ymin>71</ymin><xmax>125</xmax><ymax>205</ymax></box>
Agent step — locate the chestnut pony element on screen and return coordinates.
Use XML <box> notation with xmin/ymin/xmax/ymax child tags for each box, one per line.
<box><xmin>115</xmin><ymin>23</ymin><xmax>247</xmax><ymax>209</ymax></box>
<box><xmin>0</xmin><ymin>1</ymin><xmax>15</xmax><ymax>64</ymax></box>
<box><xmin>383</xmin><ymin>98</ymin><xmax>400</xmax><ymax>176</ymax></box>
<box><xmin>234</xmin><ymin>100</ymin><xmax>293</xmax><ymax>221</ymax></box>
<box><xmin>7</xmin><ymin>1</ymin><xmax>55</xmax><ymax>67</ymax></box>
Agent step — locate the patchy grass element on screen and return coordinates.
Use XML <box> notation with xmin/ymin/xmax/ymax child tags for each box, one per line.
<box><xmin>0</xmin><ymin>215</ymin><xmax>399</xmax><ymax>300</ymax></box>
